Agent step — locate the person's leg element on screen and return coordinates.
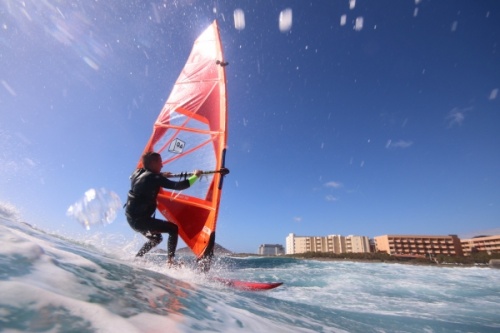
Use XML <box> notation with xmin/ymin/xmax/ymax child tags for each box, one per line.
<box><xmin>139</xmin><ymin>218</ymin><xmax>179</xmax><ymax>262</ymax></box>
<box><xmin>127</xmin><ymin>215</ymin><xmax>160</xmax><ymax>257</ymax></box>
<box><xmin>129</xmin><ymin>216</ymin><xmax>179</xmax><ymax>261</ymax></box>
<box><xmin>165</xmin><ymin>223</ymin><xmax>178</xmax><ymax>261</ymax></box>
<box><xmin>197</xmin><ymin>231</ymin><xmax>215</xmax><ymax>273</ymax></box>
<box><xmin>136</xmin><ymin>233</ymin><xmax>163</xmax><ymax>257</ymax></box>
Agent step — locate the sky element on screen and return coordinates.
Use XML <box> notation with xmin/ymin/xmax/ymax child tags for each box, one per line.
<box><xmin>1</xmin><ymin>0</ymin><xmax>499</xmax><ymax>254</ymax></box>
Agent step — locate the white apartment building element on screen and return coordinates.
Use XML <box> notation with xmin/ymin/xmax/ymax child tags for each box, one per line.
<box><xmin>286</xmin><ymin>233</ymin><xmax>371</xmax><ymax>255</ymax></box>
<box><xmin>346</xmin><ymin>235</ymin><xmax>371</xmax><ymax>253</ymax></box>
<box><xmin>258</xmin><ymin>244</ymin><xmax>285</xmax><ymax>256</ymax></box>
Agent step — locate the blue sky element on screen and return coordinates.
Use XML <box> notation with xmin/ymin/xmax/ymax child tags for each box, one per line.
<box><xmin>1</xmin><ymin>0</ymin><xmax>499</xmax><ymax>253</ymax></box>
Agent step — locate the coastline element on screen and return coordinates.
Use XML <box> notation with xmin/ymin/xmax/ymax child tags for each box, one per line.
<box><xmin>228</xmin><ymin>253</ymin><xmax>493</xmax><ymax>268</ymax></box>
<box><xmin>294</xmin><ymin>256</ymin><xmax>490</xmax><ymax>268</ymax></box>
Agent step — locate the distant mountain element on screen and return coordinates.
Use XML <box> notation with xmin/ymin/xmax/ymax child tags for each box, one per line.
<box><xmin>152</xmin><ymin>243</ymin><xmax>233</xmax><ymax>256</ymax></box>
<box><xmin>460</xmin><ymin>228</ymin><xmax>500</xmax><ymax>239</ymax></box>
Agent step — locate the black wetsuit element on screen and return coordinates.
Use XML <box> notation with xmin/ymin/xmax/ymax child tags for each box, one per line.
<box><xmin>125</xmin><ymin>168</ymin><xmax>191</xmax><ymax>258</ymax></box>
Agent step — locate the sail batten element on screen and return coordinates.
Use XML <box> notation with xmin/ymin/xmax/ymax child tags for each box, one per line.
<box><xmin>138</xmin><ymin>21</ymin><xmax>227</xmax><ymax>261</ymax></box>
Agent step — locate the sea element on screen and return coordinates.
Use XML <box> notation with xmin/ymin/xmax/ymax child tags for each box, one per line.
<box><xmin>1</xmin><ymin>217</ymin><xmax>499</xmax><ymax>333</ymax></box>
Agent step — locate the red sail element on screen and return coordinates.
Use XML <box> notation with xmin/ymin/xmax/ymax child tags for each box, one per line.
<box><xmin>139</xmin><ymin>21</ymin><xmax>227</xmax><ymax>259</ymax></box>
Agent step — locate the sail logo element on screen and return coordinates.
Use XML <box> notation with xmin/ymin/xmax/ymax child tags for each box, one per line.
<box><xmin>168</xmin><ymin>138</ymin><xmax>185</xmax><ymax>154</ymax></box>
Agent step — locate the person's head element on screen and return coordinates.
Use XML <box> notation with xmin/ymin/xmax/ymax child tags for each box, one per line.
<box><xmin>142</xmin><ymin>152</ymin><xmax>163</xmax><ymax>173</ymax></box>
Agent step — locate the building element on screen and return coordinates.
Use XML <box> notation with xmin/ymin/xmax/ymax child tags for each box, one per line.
<box><xmin>258</xmin><ymin>244</ymin><xmax>285</xmax><ymax>256</ymax></box>
<box><xmin>461</xmin><ymin>235</ymin><xmax>500</xmax><ymax>255</ymax></box>
<box><xmin>374</xmin><ymin>234</ymin><xmax>463</xmax><ymax>257</ymax></box>
<box><xmin>286</xmin><ymin>233</ymin><xmax>345</xmax><ymax>254</ymax></box>
<box><xmin>285</xmin><ymin>233</ymin><xmax>370</xmax><ymax>255</ymax></box>
<box><xmin>368</xmin><ymin>238</ymin><xmax>377</xmax><ymax>253</ymax></box>
<box><xmin>345</xmin><ymin>235</ymin><xmax>371</xmax><ymax>253</ymax></box>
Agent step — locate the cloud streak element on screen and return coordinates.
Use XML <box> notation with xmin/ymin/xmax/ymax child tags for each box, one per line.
<box><xmin>324</xmin><ymin>181</ymin><xmax>342</xmax><ymax>188</ymax></box>
<box><xmin>385</xmin><ymin>139</ymin><xmax>413</xmax><ymax>149</ymax></box>
<box><xmin>325</xmin><ymin>195</ymin><xmax>338</xmax><ymax>202</ymax></box>
<box><xmin>446</xmin><ymin>107</ymin><xmax>473</xmax><ymax>128</ymax></box>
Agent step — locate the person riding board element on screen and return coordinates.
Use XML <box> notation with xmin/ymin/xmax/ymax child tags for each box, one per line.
<box><xmin>125</xmin><ymin>151</ymin><xmax>202</xmax><ymax>267</ymax></box>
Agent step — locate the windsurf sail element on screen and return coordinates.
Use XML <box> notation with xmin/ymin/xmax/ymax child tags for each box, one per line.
<box><xmin>138</xmin><ymin>20</ymin><xmax>228</xmax><ymax>268</ymax></box>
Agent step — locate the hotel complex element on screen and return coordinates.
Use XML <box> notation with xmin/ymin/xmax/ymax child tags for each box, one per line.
<box><xmin>374</xmin><ymin>235</ymin><xmax>463</xmax><ymax>257</ymax></box>
<box><xmin>461</xmin><ymin>235</ymin><xmax>500</xmax><ymax>255</ymax></box>
<box><xmin>281</xmin><ymin>233</ymin><xmax>500</xmax><ymax>257</ymax></box>
<box><xmin>286</xmin><ymin>233</ymin><xmax>370</xmax><ymax>255</ymax></box>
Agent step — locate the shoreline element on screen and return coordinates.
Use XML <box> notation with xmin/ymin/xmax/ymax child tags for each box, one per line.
<box><xmin>229</xmin><ymin>253</ymin><xmax>493</xmax><ymax>268</ymax></box>
<box><xmin>295</xmin><ymin>256</ymin><xmax>490</xmax><ymax>268</ymax></box>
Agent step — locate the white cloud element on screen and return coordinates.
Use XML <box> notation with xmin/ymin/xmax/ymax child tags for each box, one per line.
<box><xmin>325</xmin><ymin>195</ymin><xmax>338</xmax><ymax>202</ymax></box>
<box><xmin>446</xmin><ymin>107</ymin><xmax>472</xmax><ymax>128</ymax></box>
<box><xmin>1</xmin><ymin>80</ymin><xmax>17</xmax><ymax>96</ymax></box>
<box><xmin>451</xmin><ymin>21</ymin><xmax>458</xmax><ymax>32</ymax></box>
<box><xmin>385</xmin><ymin>139</ymin><xmax>414</xmax><ymax>149</ymax></box>
<box><xmin>489</xmin><ymin>88</ymin><xmax>498</xmax><ymax>100</ymax></box>
<box><xmin>324</xmin><ymin>181</ymin><xmax>342</xmax><ymax>188</ymax></box>
<box><xmin>293</xmin><ymin>216</ymin><xmax>302</xmax><ymax>223</ymax></box>
<box><xmin>0</xmin><ymin>130</ymin><xmax>37</xmax><ymax>180</ymax></box>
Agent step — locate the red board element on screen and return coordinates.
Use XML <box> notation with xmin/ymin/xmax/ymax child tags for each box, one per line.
<box><xmin>212</xmin><ymin>277</ymin><xmax>283</xmax><ymax>291</ymax></box>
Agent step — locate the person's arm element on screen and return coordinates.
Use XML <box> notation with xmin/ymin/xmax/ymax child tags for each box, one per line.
<box><xmin>158</xmin><ymin>170</ymin><xmax>202</xmax><ymax>190</ymax></box>
<box><xmin>188</xmin><ymin>170</ymin><xmax>202</xmax><ymax>186</ymax></box>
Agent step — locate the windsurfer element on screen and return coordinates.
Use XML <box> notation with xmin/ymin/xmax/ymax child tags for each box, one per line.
<box><xmin>125</xmin><ymin>151</ymin><xmax>202</xmax><ymax>267</ymax></box>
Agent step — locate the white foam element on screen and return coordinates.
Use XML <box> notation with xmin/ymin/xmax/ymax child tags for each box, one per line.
<box><xmin>340</xmin><ymin>14</ymin><xmax>347</xmax><ymax>26</ymax></box>
<box><xmin>2</xmin><ymin>220</ymin><xmax>499</xmax><ymax>332</ymax></box>
<box><xmin>354</xmin><ymin>17</ymin><xmax>364</xmax><ymax>31</ymax></box>
<box><xmin>0</xmin><ymin>281</ymin><xmax>182</xmax><ymax>332</ymax></box>
<box><xmin>234</xmin><ymin>9</ymin><xmax>245</xmax><ymax>30</ymax></box>
<box><xmin>279</xmin><ymin>8</ymin><xmax>293</xmax><ymax>32</ymax></box>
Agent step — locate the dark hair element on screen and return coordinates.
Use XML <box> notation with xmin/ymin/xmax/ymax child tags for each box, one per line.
<box><xmin>142</xmin><ymin>151</ymin><xmax>161</xmax><ymax>169</ymax></box>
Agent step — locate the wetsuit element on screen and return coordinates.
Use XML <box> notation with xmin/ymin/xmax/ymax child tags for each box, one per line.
<box><xmin>125</xmin><ymin>168</ymin><xmax>193</xmax><ymax>258</ymax></box>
